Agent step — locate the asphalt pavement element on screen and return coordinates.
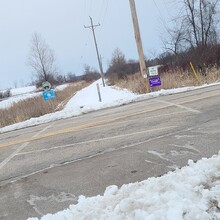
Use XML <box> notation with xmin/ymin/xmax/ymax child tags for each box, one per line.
<box><xmin>1</xmin><ymin>84</ymin><xmax>220</xmax><ymax>219</ymax></box>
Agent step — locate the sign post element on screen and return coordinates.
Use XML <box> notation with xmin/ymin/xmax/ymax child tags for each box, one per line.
<box><xmin>42</xmin><ymin>81</ymin><xmax>56</xmax><ymax>102</ymax></box>
<box><xmin>42</xmin><ymin>81</ymin><xmax>51</xmax><ymax>91</ymax></box>
<box><xmin>96</xmin><ymin>83</ymin><xmax>102</xmax><ymax>102</ymax></box>
<box><xmin>42</xmin><ymin>90</ymin><xmax>56</xmax><ymax>101</ymax></box>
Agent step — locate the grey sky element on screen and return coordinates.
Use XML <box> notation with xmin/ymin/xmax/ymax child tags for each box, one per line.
<box><xmin>0</xmin><ymin>0</ymin><xmax>172</xmax><ymax>89</ymax></box>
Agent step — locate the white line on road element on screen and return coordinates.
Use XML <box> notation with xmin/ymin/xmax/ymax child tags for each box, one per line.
<box><xmin>0</xmin><ymin>125</ymin><xmax>53</xmax><ymax>170</ymax></box>
<box><xmin>0</xmin><ymin>142</ymin><xmax>30</xmax><ymax>170</ymax></box>
<box><xmin>32</xmin><ymin>125</ymin><xmax>53</xmax><ymax>137</ymax></box>
<box><xmin>17</xmin><ymin>126</ymin><xmax>177</xmax><ymax>156</ymax></box>
<box><xmin>155</xmin><ymin>99</ymin><xmax>201</xmax><ymax>113</ymax></box>
<box><xmin>3</xmin><ymin>128</ymin><xmax>189</xmax><ymax>185</ymax></box>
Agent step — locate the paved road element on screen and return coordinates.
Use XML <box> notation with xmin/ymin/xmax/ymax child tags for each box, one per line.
<box><xmin>1</xmin><ymin>84</ymin><xmax>220</xmax><ymax>219</ymax></box>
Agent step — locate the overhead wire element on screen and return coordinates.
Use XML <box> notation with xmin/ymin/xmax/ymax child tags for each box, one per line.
<box><xmin>152</xmin><ymin>0</ymin><xmax>170</xmax><ymax>33</ymax></box>
<box><xmin>97</xmin><ymin>0</ymin><xmax>110</xmax><ymax>37</ymax></box>
<box><xmin>76</xmin><ymin>0</ymin><xmax>93</xmax><ymax>74</ymax></box>
<box><xmin>98</xmin><ymin>0</ymin><xmax>106</xmax><ymax>22</ymax></box>
<box><xmin>162</xmin><ymin>0</ymin><xmax>172</xmax><ymax>18</ymax></box>
<box><xmin>102</xmin><ymin>0</ymin><xmax>110</xmax><ymax>30</ymax></box>
<box><xmin>96</xmin><ymin>0</ymin><xmax>110</xmax><ymax>71</ymax></box>
<box><xmin>76</xmin><ymin>31</ymin><xmax>91</xmax><ymax>74</ymax></box>
<box><xmin>88</xmin><ymin>0</ymin><xmax>93</xmax><ymax>16</ymax></box>
<box><xmin>83</xmin><ymin>0</ymin><xmax>87</xmax><ymax>24</ymax></box>
<box><xmin>76</xmin><ymin>0</ymin><xmax>110</xmax><ymax>74</ymax></box>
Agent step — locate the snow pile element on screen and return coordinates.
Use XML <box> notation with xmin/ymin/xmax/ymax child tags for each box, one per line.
<box><xmin>65</xmin><ymin>80</ymin><xmax>138</xmax><ymax>111</ymax></box>
<box><xmin>28</xmin><ymin>153</ymin><xmax>220</xmax><ymax>220</ymax></box>
<box><xmin>10</xmin><ymin>86</ymin><xmax>36</xmax><ymax>96</ymax></box>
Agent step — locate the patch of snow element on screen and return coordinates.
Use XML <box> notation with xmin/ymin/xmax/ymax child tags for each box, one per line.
<box><xmin>28</xmin><ymin>152</ymin><xmax>220</xmax><ymax>220</ymax></box>
<box><xmin>55</xmin><ymin>84</ymin><xmax>69</xmax><ymax>91</ymax></box>
<box><xmin>10</xmin><ymin>86</ymin><xmax>36</xmax><ymax>96</ymax></box>
<box><xmin>0</xmin><ymin>92</ymin><xmax>41</xmax><ymax>110</ymax></box>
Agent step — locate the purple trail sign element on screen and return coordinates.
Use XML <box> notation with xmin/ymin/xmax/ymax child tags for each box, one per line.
<box><xmin>149</xmin><ymin>76</ymin><xmax>162</xmax><ymax>87</ymax></box>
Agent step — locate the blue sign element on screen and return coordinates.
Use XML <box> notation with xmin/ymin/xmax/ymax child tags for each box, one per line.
<box><xmin>42</xmin><ymin>90</ymin><xmax>56</xmax><ymax>101</ymax></box>
<box><xmin>149</xmin><ymin>76</ymin><xmax>162</xmax><ymax>87</ymax></box>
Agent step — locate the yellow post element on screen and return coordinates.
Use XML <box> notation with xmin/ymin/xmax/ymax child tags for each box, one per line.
<box><xmin>190</xmin><ymin>62</ymin><xmax>200</xmax><ymax>82</ymax></box>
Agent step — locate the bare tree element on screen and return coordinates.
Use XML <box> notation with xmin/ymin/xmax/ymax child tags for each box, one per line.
<box><xmin>163</xmin><ymin>20</ymin><xmax>187</xmax><ymax>55</ymax></box>
<box><xmin>82</xmin><ymin>64</ymin><xmax>100</xmax><ymax>82</ymax></box>
<box><xmin>166</xmin><ymin>0</ymin><xmax>219</xmax><ymax>52</ymax></box>
<box><xmin>28</xmin><ymin>33</ymin><xmax>57</xmax><ymax>83</ymax></box>
<box><xmin>109</xmin><ymin>48</ymin><xmax>126</xmax><ymax>67</ymax></box>
<box><xmin>184</xmin><ymin>0</ymin><xmax>219</xmax><ymax>47</ymax></box>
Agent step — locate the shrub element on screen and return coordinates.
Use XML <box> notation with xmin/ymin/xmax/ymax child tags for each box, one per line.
<box><xmin>0</xmin><ymin>89</ymin><xmax>11</xmax><ymax>100</ymax></box>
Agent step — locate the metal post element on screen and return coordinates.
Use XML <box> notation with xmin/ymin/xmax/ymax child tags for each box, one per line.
<box><xmin>96</xmin><ymin>83</ymin><xmax>102</xmax><ymax>102</ymax></box>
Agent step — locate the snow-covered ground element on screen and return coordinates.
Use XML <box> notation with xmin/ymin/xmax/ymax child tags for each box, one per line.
<box><xmin>10</xmin><ymin>85</ymin><xmax>36</xmax><ymax>96</ymax></box>
<box><xmin>0</xmin><ymin>86</ymin><xmax>37</xmax><ymax>109</ymax></box>
<box><xmin>0</xmin><ymin>85</ymin><xmax>36</xmax><ymax>96</ymax></box>
<box><xmin>1</xmin><ymin>80</ymin><xmax>220</xmax><ymax>219</ymax></box>
<box><xmin>0</xmin><ymin>84</ymin><xmax>68</xmax><ymax>110</ymax></box>
<box><xmin>1</xmin><ymin>79</ymin><xmax>220</xmax><ymax>133</ymax></box>
<box><xmin>28</xmin><ymin>153</ymin><xmax>220</xmax><ymax>220</ymax></box>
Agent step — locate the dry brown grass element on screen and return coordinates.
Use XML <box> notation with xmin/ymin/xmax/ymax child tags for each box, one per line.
<box><xmin>0</xmin><ymin>81</ymin><xmax>88</xmax><ymax>128</ymax></box>
<box><xmin>114</xmin><ymin>67</ymin><xmax>220</xmax><ymax>94</ymax></box>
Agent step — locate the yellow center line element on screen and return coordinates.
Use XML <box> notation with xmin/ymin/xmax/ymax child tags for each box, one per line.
<box><xmin>176</xmin><ymin>91</ymin><xmax>220</xmax><ymax>104</ymax></box>
<box><xmin>0</xmin><ymin>104</ymin><xmax>170</xmax><ymax>148</ymax></box>
<box><xmin>0</xmin><ymin>91</ymin><xmax>219</xmax><ymax>149</ymax></box>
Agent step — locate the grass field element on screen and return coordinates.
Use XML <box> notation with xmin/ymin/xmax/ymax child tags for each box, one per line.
<box><xmin>114</xmin><ymin>67</ymin><xmax>220</xmax><ymax>94</ymax></box>
<box><xmin>0</xmin><ymin>81</ymin><xmax>88</xmax><ymax>128</ymax></box>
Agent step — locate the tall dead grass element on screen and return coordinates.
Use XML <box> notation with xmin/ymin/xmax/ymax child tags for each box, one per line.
<box><xmin>114</xmin><ymin>67</ymin><xmax>220</xmax><ymax>94</ymax></box>
<box><xmin>0</xmin><ymin>81</ymin><xmax>88</xmax><ymax>128</ymax></box>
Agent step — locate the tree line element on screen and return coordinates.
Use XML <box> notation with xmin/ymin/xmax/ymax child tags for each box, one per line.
<box><xmin>161</xmin><ymin>0</ymin><xmax>220</xmax><ymax>71</ymax></box>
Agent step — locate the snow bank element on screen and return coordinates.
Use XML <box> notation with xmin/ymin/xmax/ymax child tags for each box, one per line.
<box><xmin>10</xmin><ymin>86</ymin><xmax>36</xmax><ymax>96</ymax></box>
<box><xmin>65</xmin><ymin>80</ymin><xmax>138</xmax><ymax>111</ymax></box>
<box><xmin>28</xmin><ymin>153</ymin><xmax>220</xmax><ymax>220</ymax></box>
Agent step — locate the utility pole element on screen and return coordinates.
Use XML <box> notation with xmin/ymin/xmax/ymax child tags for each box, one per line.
<box><xmin>129</xmin><ymin>0</ymin><xmax>147</xmax><ymax>78</ymax></box>
<box><xmin>84</xmin><ymin>16</ymin><xmax>105</xmax><ymax>87</ymax></box>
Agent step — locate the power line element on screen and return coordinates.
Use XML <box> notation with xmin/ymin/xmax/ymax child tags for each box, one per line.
<box><xmin>101</xmin><ymin>0</ymin><xmax>110</xmax><ymax>26</ymax></box>
<box><xmin>76</xmin><ymin>32</ymin><xmax>91</xmax><ymax>74</ymax></box>
<box><xmin>152</xmin><ymin>0</ymin><xmax>170</xmax><ymax>33</ymax></box>
<box><xmin>97</xmin><ymin>0</ymin><xmax>110</xmax><ymax>45</ymax></box>
<box><xmin>98</xmin><ymin>0</ymin><xmax>106</xmax><ymax>22</ymax></box>
<box><xmin>162</xmin><ymin>0</ymin><xmax>172</xmax><ymax>18</ymax></box>
<box><xmin>83</xmin><ymin>0</ymin><xmax>88</xmax><ymax>24</ymax></box>
<box><xmin>88</xmin><ymin>0</ymin><xmax>93</xmax><ymax>16</ymax></box>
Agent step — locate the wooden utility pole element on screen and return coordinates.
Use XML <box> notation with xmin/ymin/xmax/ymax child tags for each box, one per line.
<box><xmin>84</xmin><ymin>16</ymin><xmax>105</xmax><ymax>87</ymax></box>
<box><xmin>129</xmin><ymin>0</ymin><xmax>147</xmax><ymax>78</ymax></box>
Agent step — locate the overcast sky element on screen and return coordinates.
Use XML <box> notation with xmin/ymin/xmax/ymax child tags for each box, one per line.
<box><xmin>0</xmin><ymin>0</ymin><xmax>173</xmax><ymax>89</ymax></box>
